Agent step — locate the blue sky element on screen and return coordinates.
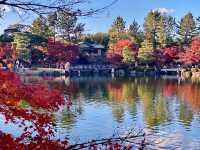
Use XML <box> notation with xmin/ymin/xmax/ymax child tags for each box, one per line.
<box><xmin>1</xmin><ymin>0</ymin><xmax>200</xmax><ymax>34</ymax></box>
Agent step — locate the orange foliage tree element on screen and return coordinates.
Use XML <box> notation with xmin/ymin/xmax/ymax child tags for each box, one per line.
<box><xmin>47</xmin><ymin>39</ymin><xmax>80</xmax><ymax>64</ymax></box>
<box><xmin>179</xmin><ymin>38</ymin><xmax>200</xmax><ymax>65</ymax></box>
<box><xmin>0</xmin><ymin>42</ymin><xmax>16</xmax><ymax>68</ymax></box>
<box><xmin>106</xmin><ymin>39</ymin><xmax>138</xmax><ymax>64</ymax></box>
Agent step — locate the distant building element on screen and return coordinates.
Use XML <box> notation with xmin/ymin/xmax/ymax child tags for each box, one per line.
<box><xmin>78</xmin><ymin>42</ymin><xmax>105</xmax><ymax>56</ymax></box>
<box><xmin>78</xmin><ymin>42</ymin><xmax>106</xmax><ymax>63</ymax></box>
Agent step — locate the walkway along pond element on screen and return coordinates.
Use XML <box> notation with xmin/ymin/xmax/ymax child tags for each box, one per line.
<box><xmin>15</xmin><ymin>65</ymin><xmax>181</xmax><ymax>77</ymax></box>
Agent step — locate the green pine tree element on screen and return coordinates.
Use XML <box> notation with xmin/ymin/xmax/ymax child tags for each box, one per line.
<box><xmin>177</xmin><ymin>12</ymin><xmax>197</xmax><ymax>45</ymax></box>
<box><xmin>143</xmin><ymin>11</ymin><xmax>161</xmax><ymax>49</ymax></box>
<box><xmin>128</xmin><ymin>20</ymin><xmax>144</xmax><ymax>46</ymax></box>
<box><xmin>157</xmin><ymin>15</ymin><xmax>176</xmax><ymax>48</ymax></box>
<box><xmin>14</xmin><ymin>32</ymin><xmax>32</xmax><ymax>61</ymax></box>
<box><xmin>108</xmin><ymin>16</ymin><xmax>129</xmax><ymax>44</ymax></box>
<box><xmin>32</xmin><ymin>17</ymin><xmax>51</xmax><ymax>38</ymax></box>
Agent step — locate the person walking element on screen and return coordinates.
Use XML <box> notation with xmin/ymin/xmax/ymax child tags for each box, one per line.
<box><xmin>65</xmin><ymin>62</ymin><xmax>70</xmax><ymax>76</ymax></box>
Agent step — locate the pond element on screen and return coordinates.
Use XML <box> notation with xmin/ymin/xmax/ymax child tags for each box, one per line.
<box><xmin>3</xmin><ymin>75</ymin><xmax>200</xmax><ymax>149</ymax></box>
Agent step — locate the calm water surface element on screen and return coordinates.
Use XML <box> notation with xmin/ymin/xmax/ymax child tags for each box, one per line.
<box><xmin>4</xmin><ymin>75</ymin><xmax>200</xmax><ymax>149</ymax></box>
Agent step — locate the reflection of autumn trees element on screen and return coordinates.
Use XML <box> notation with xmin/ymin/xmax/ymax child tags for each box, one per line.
<box><xmin>179</xmin><ymin>102</ymin><xmax>193</xmax><ymax>127</ymax></box>
<box><xmin>19</xmin><ymin>75</ymin><xmax>200</xmax><ymax>131</ymax></box>
<box><xmin>137</xmin><ymin>78</ymin><xmax>169</xmax><ymax>127</ymax></box>
<box><xmin>162</xmin><ymin>81</ymin><xmax>200</xmax><ymax>112</ymax></box>
<box><xmin>107</xmin><ymin>79</ymin><xmax>138</xmax><ymax>123</ymax></box>
<box><xmin>177</xmin><ymin>83</ymin><xmax>200</xmax><ymax>112</ymax></box>
<box><xmin>107</xmin><ymin>79</ymin><xmax>138</xmax><ymax>103</ymax></box>
<box><xmin>162</xmin><ymin>81</ymin><xmax>178</xmax><ymax>97</ymax></box>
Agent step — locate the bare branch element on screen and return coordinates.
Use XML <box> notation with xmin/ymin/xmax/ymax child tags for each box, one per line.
<box><xmin>0</xmin><ymin>0</ymin><xmax>118</xmax><ymax>16</ymax></box>
<box><xmin>67</xmin><ymin>129</ymin><xmax>147</xmax><ymax>149</ymax></box>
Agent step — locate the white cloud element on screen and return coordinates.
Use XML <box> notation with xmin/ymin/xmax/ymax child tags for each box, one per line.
<box><xmin>153</xmin><ymin>8</ymin><xmax>175</xmax><ymax>14</ymax></box>
<box><xmin>0</xmin><ymin>5</ymin><xmax>11</xmax><ymax>12</ymax></box>
<box><xmin>0</xmin><ymin>6</ymin><xmax>23</xmax><ymax>15</ymax></box>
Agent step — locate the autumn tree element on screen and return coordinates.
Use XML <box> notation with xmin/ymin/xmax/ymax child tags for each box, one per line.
<box><xmin>0</xmin><ymin>42</ymin><xmax>14</xmax><ymax>68</ymax></box>
<box><xmin>107</xmin><ymin>39</ymin><xmax>138</xmax><ymax>64</ymax></box>
<box><xmin>163</xmin><ymin>47</ymin><xmax>179</xmax><ymax>63</ymax></box>
<box><xmin>47</xmin><ymin>12</ymin><xmax>58</xmax><ymax>41</ymax></box>
<box><xmin>179</xmin><ymin>37</ymin><xmax>200</xmax><ymax>64</ymax></box>
<box><xmin>122</xmin><ymin>46</ymin><xmax>136</xmax><ymax>64</ymax></box>
<box><xmin>138</xmin><ymin>39</ymin><xmax>154</xmax><ymax>63</ymax></box>
<box><xmin>111</xmin><ymin>16</ymin><xmax>126</xmax><ymax>33</ymax></box>
<box><xmin>177</xmin><ymin>12</ymin><xmax>197</xmax><ymax>45</ymax></box>
<box><xmin>47</xmin><ymin>39</ymin><xmax>80</xmax><ymax>64</ymax></box>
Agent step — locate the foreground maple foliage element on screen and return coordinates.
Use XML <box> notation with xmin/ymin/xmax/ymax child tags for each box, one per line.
<box><xmin>0</xmin><ymin>70</ymin><xmax>70</xmax><ymax>149</ymax></box>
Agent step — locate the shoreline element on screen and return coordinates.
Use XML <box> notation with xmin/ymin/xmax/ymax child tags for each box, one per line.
<box><xmin>14</xmin><ymin>67</ymin><xmax>178</xmax><ymax>77</ymax></box>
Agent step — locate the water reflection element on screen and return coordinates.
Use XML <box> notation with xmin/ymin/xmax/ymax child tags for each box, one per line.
<box><xmin>20</xmin><ymin>75</ymin><xmax>200</xmax><ymax>148</ymax></box>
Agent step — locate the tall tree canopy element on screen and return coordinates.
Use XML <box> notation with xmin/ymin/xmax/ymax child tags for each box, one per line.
<box><xmin>143</xmin><ymin>11</ymin><xmax>161</xmax><ymax>49</ymax></box>
<box><xmin>46</xmin><ymin>11</ymin><xmax>85</xmax><ymax>42</ymax></box>
<box><xmin>32</xmin><ymin>17</ymin><xmax>51</xmax><ymax>38</ymax></box>
<box><xmin>138</xmin><ymin>11</ymin><xmax>160</xmax><ymax>63</ymax></box>
<box><xmin>157</xmin><ymin>15</ymin><xmax>176</xmax><ymax>48</ymax></box>
<box><xmin>128</xmin><ymin>20</ymin><xmax>144</xmax><ymax>46</ymax></box>
<box><xmin>108</xmin><ymin>16</ymin><xmax>129</xmax><ymax>44</ymax></box>
<box><xmin>177</xmin><ymin>12</ymin><xmax>197</xmax><ymax>45</ymax></box>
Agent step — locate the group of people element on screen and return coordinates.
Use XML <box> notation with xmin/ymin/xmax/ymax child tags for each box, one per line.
<box><xmin>14</xmin><ymin>60</ymin><xmax>25</xmax><ymax>72</ymax></box>
<box><xmin>56</xmin><ymin>62</ymin><xmax>71</xmax><ymax>75</ymax></box>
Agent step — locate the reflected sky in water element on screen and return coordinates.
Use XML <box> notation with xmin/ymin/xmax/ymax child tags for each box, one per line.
<box><xmin>19</xmin><ymin>75</ymin><xmax>200</xmax><ymax>149</ymax></box>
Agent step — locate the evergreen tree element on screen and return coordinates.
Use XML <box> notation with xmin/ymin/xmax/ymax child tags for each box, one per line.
<box><xmin>14</xmin><ymin>32</ymin><xmax>32</xmax><ymax>61</ymax></box>
<box><xmin>56</xmin><ymin>11</ymin><xmax>84</xmax><ymax>42</ymax></box>
<box><xmin>111</xmin><ymin>16</ymin><xmax>126</xmax><ymax>33</ymax></box>
<box><xmin>143</xmin><ymin>11</ymin><xmax>161</xmax><ymax>49</ymax></box>
<box><xmin>137</xmin><ymin>11</ymin><xmax>160</xmax><ymax>63</ymax></box>
<box><xmin>47</xmin><ymin>12</ymin><xmax>58</xmax><ymax>41</ymax></box>
<box><xmin>32</xmin><ymin>17</ymin><xmax>51</xmax><ymax>38</ymax></box>
<box><xmin>157</xmin><ymin>15</ymin><xmax>176</xmax><ymax>48</ymax></box>
<box><xmin>177</xmin><ymin>12</ymin><xmax>197</xmax><ymax>45</ymax></box>
<box><xmin>13</xmin><ymin>32</ymin><xmax>47</xmax><ymax>62</ymax></box>
<box><xmin>128</xmin><ymin>20</ymin><xmax>144</xmax><ymax>46</ymax></box>
<box><xmin>108</xmin><ymin>16</ymin><xmax>128</xmax><ymax>44</ymax></box>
